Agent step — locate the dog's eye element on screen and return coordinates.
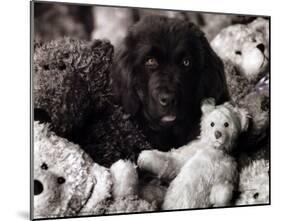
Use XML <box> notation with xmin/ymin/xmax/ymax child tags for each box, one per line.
<box><xmin>210</xmin><ymin>122</ymin><xmax>215</xmax><ymax>127</ymax></box>
<box><xmin>182</xmin><ymin>58</ymin><xmax>190</xmax><ymax>67</ymax></box>
<box><xmin>145</xmin><ymin>57</ymin><xmax>158</xmax><ymax>68</ymax></box>
<box><xmin>224</xmin><ymin>122</ymin><xmax>229</xmax><ymax>127</ymax></box>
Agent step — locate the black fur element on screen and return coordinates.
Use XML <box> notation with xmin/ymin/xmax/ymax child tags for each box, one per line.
<box><xmin>111</xmin><ymin>16</ymin><xmax>229</xmax><ymax>150</ymax></box>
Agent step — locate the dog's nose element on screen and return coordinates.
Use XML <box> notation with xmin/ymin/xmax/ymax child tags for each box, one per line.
<box><xmin>159</xmin><ymin>93</ymin><xmax>174</xmax><ymax>106</ymax></box>
<box><xmin>215</xmin><ymin>130</ymin><xmax>222</xmax><ymax>139</ymax></box>
<box><xmin>256</xmin><ymin>43</ymin><xmax>265</xmax><ymax>53</ymax></box>
<box><xmin>34</xmin><ymin>179</ymin><xmax>44</xmax><ymax>195</ymax></box>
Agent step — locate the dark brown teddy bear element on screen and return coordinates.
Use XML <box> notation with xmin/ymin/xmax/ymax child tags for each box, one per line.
<box><xmin>33</xmin><ymin>37</ymin><xmax>152</xmax><ymax>167</ymax></box>
<box><xmin>34</xmin><ymin>38</ymin><xmax>113</xmax><ymax>141</ymax></box>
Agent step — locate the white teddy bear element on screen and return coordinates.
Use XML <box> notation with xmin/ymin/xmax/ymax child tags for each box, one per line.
<box><xmin>211</xmin><ymin>18</ymin><xmax>269</xmax><ymax>80</ymax></box>
<box><xmin>33</xmin><ymin>121</ymin><xmax>155</xmax><ymax>219</ymax></box>
<box><xmin>138</xmin><ymin>98</ymin><xmax>249</xmax><ymax>210</ymax></box>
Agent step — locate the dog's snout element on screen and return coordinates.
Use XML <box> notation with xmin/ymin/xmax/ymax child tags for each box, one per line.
<box><xmin>159</xmin><ymin>93</ymin><xmax>174</xmax><ymax>106</ymax></box>
<box><xmin>215</xmin><ymin>130</ymin><xmax>222</xmax><ymax>139</ymax></box>
<box><xmin>34</xmin><ymin>179</ymin><xmax>44</xmax><ymax>196</ymax></box>
<box><xmin>256</xmin><ymin>43</ymin><xmax>265</xmax><ymax>53</ymax></box>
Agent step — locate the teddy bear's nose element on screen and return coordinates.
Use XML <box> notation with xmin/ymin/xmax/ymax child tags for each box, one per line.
<box><xmin>256</xmin><ymin>43</ymin><xmax>265</xmax><ymax>53</ymax></box>
<box><xmin>215</xmin><ymin>130</ymin><xmax>222</xmax><ymax>139</ymax></box>
<box><xmin>34</xmin><ymin>179</ymin><xmax>44</xmax><ymax>195</ymax></box>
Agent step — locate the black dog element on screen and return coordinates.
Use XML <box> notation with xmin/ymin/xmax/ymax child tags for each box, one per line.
<box><xmin>111</xmin><ymin>16</ymin><xmax>229</xmax><ymax>150</ymax></box>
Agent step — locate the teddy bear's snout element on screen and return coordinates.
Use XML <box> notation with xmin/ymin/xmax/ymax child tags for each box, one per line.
<box><xmin>215</xmin><ymin>130</ymin><xmax>222</xmax><ymax>139</ymax></box>
<box><xmin>34</xmin><ymin>179</ymin><xmax>44</xmax><ymax>196</ymax></box>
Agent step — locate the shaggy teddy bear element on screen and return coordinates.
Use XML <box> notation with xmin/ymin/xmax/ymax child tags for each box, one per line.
<box><xmin>34</xmin><ymin>37</ymin><xmax>113</xmax><ymax>141</ymax></box>
<box><xmin>33</xmin><ymin>121</ymin><xmax>155</xmax><ymax>219</ymax></box>
<box><xmin>211</xmin><ymin>18</ymin><xmax>269</xmax><ymax>149</ymax></box>
<box><xmin>138</xmin><ymin>98</ymin><xmax>249</xmax><ymax>209</ymax></box>
<box><xmin>34</xmin><ymin>37</ymin><xmax>153</xmax><ymax>168</ymax></box>
<box><xmin>235</xmin><ymin>158</ymin><xmax>269</xmax><ymax>205</ymax></box>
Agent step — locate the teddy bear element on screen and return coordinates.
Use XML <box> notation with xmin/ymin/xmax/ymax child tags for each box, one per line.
<box><xmin>210</xmin><ymin>18</ymin><xmax>269</xmax><ymax>149</ymax></box>
<box><xmin>138</xmin><ymin>98</ymin><xmax>249</xmax><ymax>209</ymax></box>
<box><xmin>34</xmin><ymin>37</ymin><xmax>113</xmax><ymax>142</ymax></box>
<box><xmin>34</xmin><ymin>37</ymin><xmax>153</xmax><ymax>168</ymax></box>
<box><xmin>235</xmin><ymin>158</ymin><xmax>269</xmax><ymax>206</ymax></box>
<box><xmin>33</xmin><ymin>121</ymin><xmax>155</xmax><ymax>219</ymax></box>
<box><xmin>211</xmin><ymin>17</ymin><xmax>269</xmax><ymax>80</ymax></box>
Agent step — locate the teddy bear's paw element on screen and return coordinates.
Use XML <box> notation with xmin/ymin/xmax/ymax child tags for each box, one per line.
<box><xmin>137</xmin><ymin>150</ymin><xmax>156</xmax><ymax>170</ymax></box>
<box><xmin>110</xmin><ymin>160</ymin><xmax>138</xmax><ymax>198</ymax></box>
<box><xmin>138</xmin><ymin>150</ymin><xmax>177</xmax><ymax>180</ymax></box>
<box><xmin>210</xmin><ymin>182</ymin><xmax>234</xmax><ymax>207</ymax></box>
<box><xmin>138</xmin><ymin>150</ymin><xmax>166</xmax><ymax>174</ymax></box>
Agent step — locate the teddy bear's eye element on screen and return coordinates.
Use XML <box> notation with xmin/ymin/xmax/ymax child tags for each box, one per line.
<box><xmin>43</xmin><ymin>64</ymin><xmax>50</xmax><ymax>70</ymax></box>
<box><xmin>58</xmin><ymin>62</ymin><xmax>66</xmax><ymax>71</ymax></box>
<box><xmin>253</xmin><ymin>192</ymin><xmax>259</xmax><ymax>199</ymax></box>
<box><xmin>224</xmin><ymin>122</ymin><xmax>229</xmax><ymax>127</ymax></box>
<box><xmin>40</xmin><ymin>163</ymin><xmax>48</xmax><ymax>170</ymax></box>
<box><xmin>235</xmin><ymin>50</ymin><xmax>242</xmax><ymax>55</ymax></box>
<box><xmin>210</xmin><ymin>122</ymin><xmax>215</xmax><ymax>127</ymax></box>
<box><xmin>57</xmin><ymin>177</ymin><xmax>66</xmax><ymax>185</ymax></box>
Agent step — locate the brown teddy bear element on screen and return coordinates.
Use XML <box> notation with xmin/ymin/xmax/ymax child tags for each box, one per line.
<box><xmin>34</xmin><ymin>38</ymin><xmax>153</xmax><ymax>168</ymax></box>
<box><xmin>34</xmin><ymin>37</ymin><xmax>113</xmax><ymax>141</ymax></box>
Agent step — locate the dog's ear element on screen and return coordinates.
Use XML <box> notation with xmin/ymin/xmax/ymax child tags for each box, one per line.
<box><xmin>111</xmin><ymin>36</ymin><xmax>141</xmax><ymax>115</ymax></box>
<box><xmin>200</xmin><ymin>33</ymin><xmax>230</xmax><ymax>104</ymax></box>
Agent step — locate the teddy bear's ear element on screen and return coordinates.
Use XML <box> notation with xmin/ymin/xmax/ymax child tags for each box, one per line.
<box><xmin>237</xmin><ymin>108</ymin><xmax>251</xmax><ymax>132</ymax></box>
<box><xmin>223</xmin><ymin>101</ymin><xmax>236</xmax><ymax>109</ymax></box>
<box><xmin>201</xmin><ymin>98</ymin><xmax>216</xmax><ymax>114</ymax></box>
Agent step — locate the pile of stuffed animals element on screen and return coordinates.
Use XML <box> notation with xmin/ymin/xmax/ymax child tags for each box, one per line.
<box><xmin>33</xmin><ymin>16</ymin><xmax>269</xmax><ymax>219</ymax></box>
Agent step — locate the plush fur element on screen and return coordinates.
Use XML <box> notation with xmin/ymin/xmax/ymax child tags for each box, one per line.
<box><xmin>34</xmin><ymin>37</ymin><xmax>113</xmax><ymax>141</ymax></box>
<box><xmin>212</xmin><ymin>17</ymin><xmax>270</xmax><ymax>149</ymax></box>
<box><xmin>33</xmin><ymin>121</ymin><xmax>154</xmax><ymax>219</ymax></box>
<box><xmin>235</xmin><ymin>158</ymin><xmax>269</xmax><ymax>205</ymax></box>
<box><xmin>111</xmin><ymin>16</ymin><xmax>229</xmax><ymax>149</ymax></box>
<box><xmin>34</xmin><ymin>38</ymin><xmax>154</xmax><ymax>168</ymax></box>
<box><xmin>211</xmin><ymin>18</ymin><xmax>269</xmax><ymax>80</ymax></box>
<box><xmin>80</xmin><ymin>105</ymin><xmax>152</xmax><ymax>167</ymax></box>
<box><xmin>138</xmin><ymin>98</ymin><xmax>249</xmax><ymax>209</ymax></box>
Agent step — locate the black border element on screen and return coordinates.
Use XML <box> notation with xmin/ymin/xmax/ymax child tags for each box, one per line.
<box><xmin>30</xmin><ymin>0</ymin><xmax>271</xmax><ymax>220</ymax></box>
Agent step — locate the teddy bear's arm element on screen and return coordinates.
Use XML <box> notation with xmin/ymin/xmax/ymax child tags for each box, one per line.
<box><xmin>137</xmin><ymin>150</ymin><xmax>180</xmax><ymax>180</ymax></box>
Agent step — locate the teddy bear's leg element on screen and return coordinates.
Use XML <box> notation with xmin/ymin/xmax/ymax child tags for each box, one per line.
<box><xmin>110</xmin><ymin>160</ymin><xmax>138</xmax><ymax>198</ymax></box>
<box><xmin>137</xmin><ymin>150</ymin><xmax>179</xmax><ymax>180</ymax></box>
<box><xmin>210</xmin><ymin>181</ymin><xmax>234</xmax><ymax>207</ymax></box>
